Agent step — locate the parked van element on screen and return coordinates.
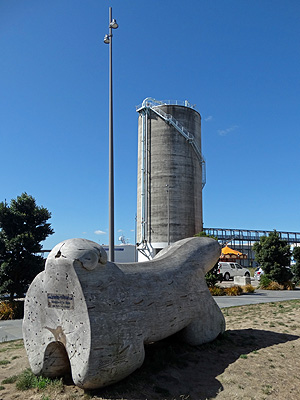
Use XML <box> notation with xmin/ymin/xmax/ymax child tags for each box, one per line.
<box><xmin>218</xmin><ymin>262</ymin><xmax>250</xmax><ymax>281</ymax></box>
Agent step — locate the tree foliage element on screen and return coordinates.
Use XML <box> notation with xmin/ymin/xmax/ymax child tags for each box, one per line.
<box><xmin>195</xmin><ymin>231</ymin><xmax>222</xmax><ymax>287</ymax></box>
<box><xmin>291</xmin><ymin>246</ymin><xmax>300</xmax><ymax>284</ymax></box>
<box><xmin>253</xmin><ymin>230</ymin><xmax>292</xmax><ymax>284</ymax></box>
<box><xmin>0</xmin><ymin>193</ymin><xmax>54</xmax><ymax>300</ymax></box>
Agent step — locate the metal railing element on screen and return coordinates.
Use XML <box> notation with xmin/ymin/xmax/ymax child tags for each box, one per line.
<box><xmin>136</xmin><ymin>97</ymin><xmax>196</xmax><ymax>111</ymax></box>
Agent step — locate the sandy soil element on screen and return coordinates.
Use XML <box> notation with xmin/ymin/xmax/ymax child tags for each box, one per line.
<box><xmin>0</xmin><ymin>299</ymin><xmax>300</xmax><ymax>400</ymax></box>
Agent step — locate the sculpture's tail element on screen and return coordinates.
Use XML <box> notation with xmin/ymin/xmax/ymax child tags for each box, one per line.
<box><xmin>153</xmin><ymin>236</ymin><xmax>221</xmax><ymax>274</ymax></box>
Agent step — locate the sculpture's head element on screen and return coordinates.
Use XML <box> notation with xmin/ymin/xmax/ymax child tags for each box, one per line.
<box><xmin>46</xmin><ymin>238</ymin><xmax>107</xmax><ymax>271</ymax></box>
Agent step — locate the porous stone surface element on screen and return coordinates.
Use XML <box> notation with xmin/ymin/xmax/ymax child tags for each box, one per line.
<box><xmin>23</xmin><ymin>237</ymin><xmax>225</xmax><ymax>389</ymax></box>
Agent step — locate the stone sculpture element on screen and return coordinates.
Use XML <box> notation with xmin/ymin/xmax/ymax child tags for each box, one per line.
<box><xmin>23</xmin><ymin>236</ymin><xmax>225</xmax><ymax>389</ymax></box>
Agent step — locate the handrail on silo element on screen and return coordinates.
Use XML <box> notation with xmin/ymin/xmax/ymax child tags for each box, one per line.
<box><xmin>136</xmin><ymin>98</ymin><xmax>196</xmax><ymax>111</ymax></box>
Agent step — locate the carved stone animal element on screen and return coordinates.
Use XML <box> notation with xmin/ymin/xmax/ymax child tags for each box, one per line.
<box><xmin>23</xmin><ymin>236</ymin><xmax>225</xmax><ymax>389</ymax></box>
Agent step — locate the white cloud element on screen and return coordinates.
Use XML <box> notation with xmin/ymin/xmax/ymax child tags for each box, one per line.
<box><xmin>218</xmin><ymin>125</ymin><xmax>238</xmax><ymax>136</ymax></box>
<box><xmin>117</xmin><ymin>229</ymin><xmax>123</xmax><ymax>233</ymax></box>
<box><xmin>94</xmin><ymin>230</ymin><xmax>106</xmax><ymax>235</ymax></box>
<box><xmin>204</xmin><ymin>115</ymin><xmax>213</xmax><ymax>122</ymax></box>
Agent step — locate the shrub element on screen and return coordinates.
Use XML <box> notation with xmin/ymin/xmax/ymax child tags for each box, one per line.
<box><xmin>253</xmin><ymin>230</ymin><xmax>292</xmax><ymax>284</ymax></box>
<box><xmin>0</xmin><ymin>302</ymin><xmax>16</xmax><ymax>320</ymax></box>
<box><xmin>292</xmin><ymin>246</ymin><xmax>300</xmax><ymax>285</ymax></box>
<box><xmin>0</xmin><ymin>301</ymin><xmax>24</xmax><ymax>320</ymax></box>
<box><xmin>224</xmin><ymin>286</ymin><xmax>243</xmax><ymax>296</ymax></box>
<box><xmin>283</xmin><ymin>281</ymin><xmax>295</xmax><ymax>290</ymax></box>
<box><xmin>209</xmin><ymin>287</ymin><xmax>225</xmax><ymax>296</ymax></box>
<box><xmin>259</xmin><ymin>275</ymin><xmax>272</xmax><ymax>289</ymax></box>
<box><xmin>242</xmin><ymin>284</ymin><xmax>255</xmax><ymax>293</ymax></box>
<box><xmin>267</xmin><ymin>281</ymin><xmax>284</xmax><ymax>290</ymax></box>
<box><xmin>205</xmin><ymin>266</ymin><xmax>223</xmax><ymax>288</ymax></box>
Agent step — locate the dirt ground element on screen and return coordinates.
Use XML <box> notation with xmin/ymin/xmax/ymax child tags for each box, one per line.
<box><xmin>0</xmin><ymin>299</ymin><xmax>300</xmax><ymax>400</ymax></box>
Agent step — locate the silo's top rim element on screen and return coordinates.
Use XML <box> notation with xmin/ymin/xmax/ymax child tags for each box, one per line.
<box><xmin>136</xmin><ymin>97</ymin><xmax>199</xmax><ymax>113</ymax></box>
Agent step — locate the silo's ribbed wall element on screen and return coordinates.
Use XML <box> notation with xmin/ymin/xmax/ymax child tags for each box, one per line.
<box><xmin>137</xmin><ymin>103</ymin><xmax>203</xmax><ymax>251</ymax></box>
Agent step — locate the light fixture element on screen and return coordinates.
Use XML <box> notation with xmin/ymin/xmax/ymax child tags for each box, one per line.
<box><xmin>109</xmin><ymin>19</ymin><xmax>118</xmax><ymax>29</ymax></box>
<box><xmin>103</xmin><ymin>34</ymin><xmax>110</xmax><ymax>44</ymax></box>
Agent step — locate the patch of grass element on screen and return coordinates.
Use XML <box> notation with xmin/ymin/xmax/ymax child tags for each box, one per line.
<box><xmin>262</xmin><ymin>384</ymin><xmax>273</xmax><ymax>395</ymax></box>
<box><xmin>0</xmin><ymin>340</ymin><xmax>24</xmax><ymax>353</ymax></box>
<box><xmin>0</xmin><ymin>385</ymin><xmax>4</xmax><ymax>390</ymax></box>
<box><xmin>0</xmin><ymin>359</ymin><xmax>10</xmax><ymax>365</ymax></box>
<box><xmin>15</xmin><ymin>369</ymin><xmax>63</xmax><ymax>392</ymax></box>
<box><xmin>0</xmin><ymin>348</ymin><xmax>8</xmax><ymax>353</ymax></box>
<box><xmin>290</xmin><ymin>325</ymin><xmax>298</xmax><ymax>330</ymax></box>
<box><xmin>35</xmin><ymin>376</ymin><xmax>53</xmax><ymax>390</ymax></box>
<box><xmin>2</xmin><ymin>375</ymin><xmax>18</xmax><ymax>384</ymax></box>
<box><xmin>239</xmin><ymin>354</ymin><xmax>248</xmax><ymax>359</ymax></box>
<box><xmin>11</xmin><ymin>342</ymin><xmax>24</xmax><ymax>349</ymax></box>
<box><xmin>16</xmin><ymin>369</ymin><xmax>36</xmax><ymax>390</ymax></box>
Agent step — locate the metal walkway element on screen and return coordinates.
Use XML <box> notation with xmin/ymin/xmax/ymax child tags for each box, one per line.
<box><xmin>204</xmin><ymin>227</ymin><xmax>300</xmax><ymax>245</ymax></box>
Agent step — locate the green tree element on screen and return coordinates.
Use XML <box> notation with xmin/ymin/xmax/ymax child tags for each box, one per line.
<box><xmin>291</xmin><ymin>246</ymin><xmax>300</xmax><ymax>285</ymax></box>
<box><xmin>0</xmin><ymin>193</ymin><xmax>54</xmax><ymax>301</ymax></box>
<box><xmin>194</xmin><ymin>231</ymin><xmax>222</xmax><ymax>287</ymax></box>
<box><xmin>253</xmin><ymin>230</ymin><xmax>292</xmax><ymax>284</ymax></box>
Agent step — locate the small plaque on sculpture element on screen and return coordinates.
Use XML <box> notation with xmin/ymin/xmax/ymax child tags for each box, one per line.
<box><xmin>47</xmin><ymin>293</ymin><xmax>74</xmax><ymax>310</ymax></box>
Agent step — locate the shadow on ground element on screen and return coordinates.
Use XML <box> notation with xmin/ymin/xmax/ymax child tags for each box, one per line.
<box><xmin>86</xmin><ymin>328</ymin><xmax>299</xmax><ymax>400</ymax></box>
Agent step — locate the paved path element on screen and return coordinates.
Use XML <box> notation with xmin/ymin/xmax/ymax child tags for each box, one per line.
<box><xmin>0</xmin><ymin>319</ymin><xmax>23</xmax><ymax>342</ymax></box>
<box><xmin>214</xmin><ymin>288</ymin><xmax>300</xmax><ymax>308</ymax></box>
<box><xmin>1</xmin><ymin>290</ymin><xmax>300</xmax><ymax>342</ymax></box>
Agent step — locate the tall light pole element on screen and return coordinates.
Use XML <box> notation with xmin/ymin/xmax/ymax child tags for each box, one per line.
<box><xmin>104</xmin><ymin>7</ymin><xmax>118</xmax><ymax>262</ymax></box>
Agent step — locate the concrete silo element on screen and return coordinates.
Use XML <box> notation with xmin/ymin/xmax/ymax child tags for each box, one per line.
<box><xmin>136</xmin><ymin>98</ymin><xmax>206</xmax><ymax>261</ymax></box>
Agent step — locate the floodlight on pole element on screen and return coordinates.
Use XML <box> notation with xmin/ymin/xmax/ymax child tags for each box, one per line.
<box><xmin>104</xmin><ymin>7</ymin><xmax>118</xmax><ymax>262</ymax></box>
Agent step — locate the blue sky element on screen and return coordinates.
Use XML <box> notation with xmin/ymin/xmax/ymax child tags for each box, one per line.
<box><xmin>1</xmin><ymin>0</ymin><xmax>299</xmax><ymax>250</ymax></box>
